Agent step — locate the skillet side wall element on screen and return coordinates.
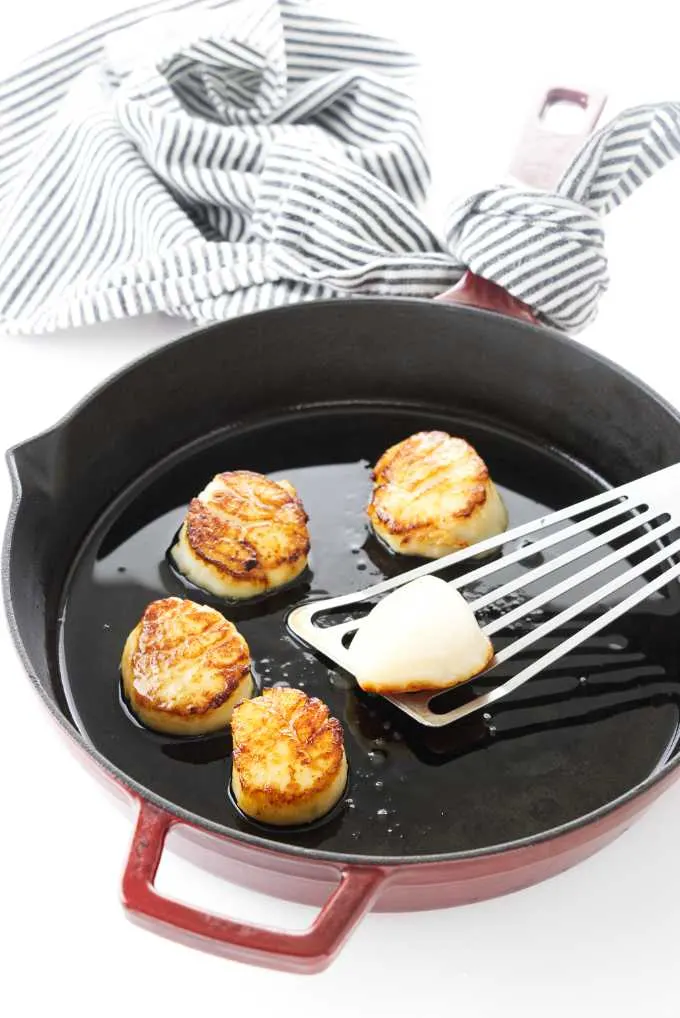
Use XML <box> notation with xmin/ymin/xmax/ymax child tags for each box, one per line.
<box><xmin>6</xmin><ymin>297</ymin><xmax>680</xmax><ymax>808</ymax></box>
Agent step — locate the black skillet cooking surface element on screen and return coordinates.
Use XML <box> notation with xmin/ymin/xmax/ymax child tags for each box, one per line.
<box><xmin>58</xmin><ymin>394</ymin><xmax>680</xmax><ymax>858</ymax></box>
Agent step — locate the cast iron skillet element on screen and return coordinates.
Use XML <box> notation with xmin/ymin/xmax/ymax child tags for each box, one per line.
<box><xmin>7</xmin><ymin>90</ymin><xmax>680</xmax><ymax>973</ymax></box>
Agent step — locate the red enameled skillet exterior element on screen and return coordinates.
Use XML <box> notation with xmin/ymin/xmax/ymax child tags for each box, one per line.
<box><xmin>9</xmin><ymin>88</ymin><xmax>680</xmax><ymax>975</ymax></box>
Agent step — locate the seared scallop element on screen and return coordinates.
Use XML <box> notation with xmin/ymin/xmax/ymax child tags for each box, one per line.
<box><xmin>121</xmin><ymin>597</ymin><xmax>253</xmax><ymax>735</ymax></box>
<box><xmin>367</xmin><ymin>431</ymin><xmax>508</xmax><ymax>558</ymax></box>
<box><xmin>171</xmin><ymin>470</ymin><xmax>310</xmax><ymax>599</ymax></box>
<box><xmin>231</xmin><ymin>687</ymin><xmax>347</xmax><ymax>826</ymax></box>
<box><xmin>347</xmin><ymin>575</ymin><xmax>494</xmax><ymax>694</ymax></box>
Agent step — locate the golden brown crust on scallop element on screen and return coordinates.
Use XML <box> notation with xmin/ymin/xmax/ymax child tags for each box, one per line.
<box><xmin>357</xmin><ymin>637</ymin><xmax>495</xmax><ymax>694</ymax></box>
<box><xmin>173</xmin><ymin>470</ymin><xmax>310</xmax><ymax>597</ymax></box>
<box><xmin>367</xmin><ymin>431</ymin><xmax>507</xmax><ymax>556</ymax></box>
<box><xmin>121</xmin><ymin>597</ymin><xmax>251</xmax><ymax>718</ymax></box>
<box><xmin>231</xmin><ymin>688</ymin><xmax>347</xmax><ymax>824</ymax></box>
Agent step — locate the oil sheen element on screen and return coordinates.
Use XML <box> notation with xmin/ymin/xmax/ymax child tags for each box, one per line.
<box><xmin>58</xmin><ymin>406</ymin><xmax>680</xmax><ymax>857</ymax></box>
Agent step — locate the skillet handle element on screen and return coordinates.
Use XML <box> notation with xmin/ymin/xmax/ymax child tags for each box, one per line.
<box><xmin>122</xmin><ymin>800</ymin><xmax>389</xmax><ymax>973</ymax></box>
<box><xmin>436</xmin><ymin>272</ymin><xmax>539</xmax><ymax>322</ymax></box>
<box><xmin>437</xmin><ymin>86</ymin><xmax>607</xmax><ymax>320</ymax></box>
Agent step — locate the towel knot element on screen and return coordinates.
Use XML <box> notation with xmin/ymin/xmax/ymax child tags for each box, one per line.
<box><xmin>445</xmin><ymin>186</ymin><xmax>608</xmax><ymax>331</ymax></box>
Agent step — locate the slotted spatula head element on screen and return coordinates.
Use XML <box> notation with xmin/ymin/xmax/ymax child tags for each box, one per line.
<box><xmin>287</xmin><ymin>463</ymin><xmax>680</xmax><ymax>727</ymax></box>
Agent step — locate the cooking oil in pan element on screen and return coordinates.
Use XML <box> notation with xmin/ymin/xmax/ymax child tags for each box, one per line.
<box><xmin>58</xmin><ymin>405</ymin><xmax>680</xmax><ymax>857</ymax></box>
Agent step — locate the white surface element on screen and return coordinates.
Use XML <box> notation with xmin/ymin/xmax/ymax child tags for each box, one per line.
<box><xmin>3</xmin><ymin>1</ymin><xmax>680</xmax><ymax>1014</ymax></box>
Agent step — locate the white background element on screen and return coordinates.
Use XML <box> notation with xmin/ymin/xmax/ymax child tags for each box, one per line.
<box><xmin>2</xmin><ymin>1</ymin><xmax>680</xmax><ymax>1014</ymax></box>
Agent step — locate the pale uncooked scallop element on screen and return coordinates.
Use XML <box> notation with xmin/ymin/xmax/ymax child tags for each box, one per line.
<box><xmin>347</xmin><ymin>575</ymin><xmax>494</xmax><ymax>694</ymax></box>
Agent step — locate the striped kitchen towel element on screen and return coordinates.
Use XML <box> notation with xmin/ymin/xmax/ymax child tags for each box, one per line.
<box><xmin>1</xmin><ymin>0</ymin><xmax>679</xmax><ymax>335</ymax></box>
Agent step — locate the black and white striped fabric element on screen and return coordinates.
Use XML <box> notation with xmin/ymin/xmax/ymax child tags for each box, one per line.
<box><xmin>0</xmin><ymin>0</ymin><xmax>451</xmax><ymax>333</ymax></box>
<box><xmin>1</xmin><ymin>1</ymin><xmax>679</xmax><ymax>336</ymax></box>
<box><xmin>446</xmin><ymin>103</ymin><xmax>680</xmax><ymax>331</ymax></box>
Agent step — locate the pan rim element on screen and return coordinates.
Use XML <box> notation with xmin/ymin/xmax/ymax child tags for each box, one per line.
<box><xmin>5</xmin><ymin>296</ymin><xmax>680</xmax><ymax>867</ymax></box>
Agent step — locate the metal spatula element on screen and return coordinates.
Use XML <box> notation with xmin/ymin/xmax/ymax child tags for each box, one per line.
<box><xmin>287</xmin><ymin>463</ymin><xmax>680</xmax><ymax>727</ymax></box>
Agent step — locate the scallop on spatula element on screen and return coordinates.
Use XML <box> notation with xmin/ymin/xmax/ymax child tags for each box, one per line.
<box><xmin>287</xmin><ymin>463</ymin><xmax>680</xmax><ymax>727</ymax></box>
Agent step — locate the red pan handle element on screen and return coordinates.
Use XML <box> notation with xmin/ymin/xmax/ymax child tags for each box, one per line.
<box><xmin>437</xmin><ymin>86</ymin><xmax>607</xmax><ymax>320</ymax></box>
<box><xmin>122</xmin><ymin>799</ymin><xmax>389</xmax><ymax>973</ymax></box>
